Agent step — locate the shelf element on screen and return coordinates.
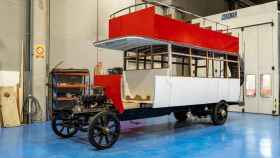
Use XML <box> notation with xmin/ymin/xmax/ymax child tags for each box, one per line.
<box><xmin>51</xmin><ymin>68</ymin><xmax>89</xmax><ymax>110</ymax></box>
<box><xmin>52</xmin><ymin>72</ymin><xmax>89</xmax><ymax>76</ymax></box>
<box><xmin>52</xmin><ymin>69</ymin><xmax>89</xmax><ymax>73</ymax></box>
<box><xmin>55</xmin><ymin>97</ymin><xmax>77</xmax><ymax>101</ymax></box>
<box><xmin>54</xmin><ymin>83</ymin><xmax>87</xmax><ymax>89</ymax></box>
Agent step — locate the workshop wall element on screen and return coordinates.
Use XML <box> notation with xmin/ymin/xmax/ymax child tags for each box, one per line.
<box><xmin>0</xmin><ymin>0</ymin><xmax>26</xmax><ymax>71</ymax></box>
<box><xmin>50</xmin><ymin>0</ymin><xmax>135</xmax><ymax>74</ymax></box>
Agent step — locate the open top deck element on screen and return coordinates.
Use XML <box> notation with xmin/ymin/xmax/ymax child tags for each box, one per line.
<box><xmin>94</xmin><ymin>3</ymin><xmax>239</xmax><ymax>55</ymax></box>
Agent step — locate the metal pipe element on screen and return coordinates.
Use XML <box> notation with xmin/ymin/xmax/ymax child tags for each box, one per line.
<box><xmin>24</xmin><ymin>0</ymin><xmax>32</xmax><ymax>99</ymax></box>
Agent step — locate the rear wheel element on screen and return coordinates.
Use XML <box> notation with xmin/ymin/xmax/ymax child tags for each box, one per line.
<box><xmin>88</xmin><ymin>111</ymin><xmax>120</xmax><ymax>150</ymax></box>
<box><xmin>51</xmin><ymin>114</ymin><xmax>78</xmax><ymax>138</ymax></box>
<box><xmin>174</xmin><ymin>111</ymin><xmax>187</xmax><ymax>122</ymax></box>
<box><xmin>211</xmin><ymin>102</ymin><xmax>228</xmax><ymax>125</ymax></box>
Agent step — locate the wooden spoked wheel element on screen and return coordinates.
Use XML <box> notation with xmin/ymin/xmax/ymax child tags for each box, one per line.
<box><xmin>211</xmin><ymin>102</ymin><xmax>228</xmax><ymax>125</ymax></box>
<box><xmin>88</xmin><ymin>111</ymin><xmax>120</xmax><ymax>150</ymax></box>
<box><xmin>51</xmin><ymin>114</ymin><xmax>78</xmax><ymax>138</ymax></box>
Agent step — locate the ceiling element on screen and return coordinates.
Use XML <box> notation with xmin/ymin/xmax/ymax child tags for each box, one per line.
<box><xmin>250</xmin><ymin>0</ymin><xmax>275</xmax><ymax>4</ymax></box>
<box><xmin>228</xmin><ymin>0</ymin><xmax>277</xmax><ymax>10</ymax></box>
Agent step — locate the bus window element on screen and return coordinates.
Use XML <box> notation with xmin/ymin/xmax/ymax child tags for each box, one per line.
<box><xmin>124</xmin><ymin>45</ymin><xmax>169</xmax><ymax>70</ymax></box>
<box><xmin>191</xmin><ymin>49</ymin><xmax>207</xmax><ymax>77</ymax></box>
<box><xmin>213</xmin><ymin>53</ymin><xmax>226</xmax><ymax>78</ymax></box>
<box><xmin>227</xmin><ymin>55</ymin><xmax>239</xmax><ymax>78</ymax></box>
<box><xmin>246</xmin><ymin>74</ymin><xmax>256</xmax><ymax>97</ymax></box>
<box><xmin>171</xmin><ymin>45</ymin><xmax>190</xmax><ymax>76</ymax></box>
<box><xmin>145</xmin><ymin>55</ymin><xmax>152</xmax><ymax>69</ymax></box>
<box><xmin>260</xmin><ymin>74</ymin><xmax>272</xmax><ymax>97</ymax></box>
<box><xmin>125</xmin><ymin>51</ymin><xmax>137</xmax><ymax>70</ymax></box>
<box><xmin>154</xmin><ymin>55</ymin><xmax>163</xmax><ymax>69</ymax></box>
<box><xmin>192</xmin><ymin>57</ymin><xmax>207</xmax><ymax>77</ymax></box>
<box><xmin>208</xmin><ymin>52</ymin><xmax>214</xmax><ymax>78</ymax></box>
<box><xmin>183</xmin><ymin>56</ymin><xmax>190</xmax><ymax>77</ymax></box>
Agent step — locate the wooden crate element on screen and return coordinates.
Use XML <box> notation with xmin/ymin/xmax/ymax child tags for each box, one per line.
<box><xmin>0</xmin><ymin>86</ymin><xmax>21</xmax><ymax>127</ymax></box>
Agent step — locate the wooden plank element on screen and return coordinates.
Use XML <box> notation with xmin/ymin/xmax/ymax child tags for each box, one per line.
<box><xmin>54</xmin><ymin>83</ymin><xmax>87</xmax><ymax>89</ymax></box>
<box><xmin>0</xmin><ymin>87</ymin><xmax>21</xmax><ymax>127</ymax></box>
<box><xmin>52</xmin><ymin>73</ymin><xmax>89</xmax><ymax>76</ymax></box>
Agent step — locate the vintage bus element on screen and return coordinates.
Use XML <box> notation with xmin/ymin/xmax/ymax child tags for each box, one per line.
<box><xmin>51</xmin><ymin>2</ymin><xmax>241</xmax><ymax>150</ymax></box>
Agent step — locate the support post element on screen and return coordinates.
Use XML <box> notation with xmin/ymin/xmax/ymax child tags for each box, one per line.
<box><xmin>124</xmin><ymin>51</ymin><xmax>127</xmax><ymax>70</ymax></box>
<box><xmin>31</xmin><ymin>0</ymin><xmax>50</xmax><ymax>122</ymax></box>
<box><xmin>224</xmin><ymin>55</ymin><xmax>228</xmax><ymax>78</ymax></box>
<box><xmin>206</xmin><ymin>51</ymin><xmax>209</xmax><ymax>77</ymax></box>
<box><xmin>182</xmin><ymin>57</ymin><xmax>185</xmax><ymax>76</ymax></box>
<box><xmin>151</xmin><ymin>46</ymin><xmax>154</xmax><ymax>69</ymax></box>
<box><xmin>136</xmin><ymin>49</ymin><xmax>139</xmax><ymax>70</ymax></box>
<box><xmin>189</xmin><ymin>48</ymin><xmax>193</xmax><ymax>77</ymax></box>
<box><xmin>168</xmin><ymin>44</ymin><xmax>172</xmax><ymax>76</ymax></box>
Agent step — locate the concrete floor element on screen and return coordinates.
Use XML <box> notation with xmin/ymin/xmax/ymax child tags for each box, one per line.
<box><xmin>0</xmin><ymin>112</ymin><xmax>279</xmax><ymax>158</ymax></box>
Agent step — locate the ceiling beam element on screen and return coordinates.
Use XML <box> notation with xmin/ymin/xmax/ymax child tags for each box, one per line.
<box><xmin>239</xmin><ymin>0</ymin><xmax>256</xmax><ymax>6</ymax></box>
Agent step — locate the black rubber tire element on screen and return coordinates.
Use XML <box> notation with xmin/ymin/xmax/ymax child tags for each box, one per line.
<box><xmin>88</xmin><ymin>111</ymin><xmax>120</xmax><ymax>150</ymax></box>
<box><xmin>174</xmin><ymin>111</ymin><xmax>187</xmax><ymax>122</ymax></box>
<box><xmin>211</xmin><ymin>102</ymin><xmax>228</xmax><ymax>125</ymax></box>
<box><xmin>51</xmin><ymin>115</ymin><xmax>78</xmax><ymax>138</ymax></box>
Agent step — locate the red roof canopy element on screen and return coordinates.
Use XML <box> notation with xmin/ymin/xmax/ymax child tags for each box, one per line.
<box><xmin>108</xmin><ymin>7</ymin><xmax>239</xmax><ymax>54</ymax></box>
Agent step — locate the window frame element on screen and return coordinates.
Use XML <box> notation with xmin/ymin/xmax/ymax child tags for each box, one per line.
<box><xmin>123</xmin><ymin>45</ymin><xmax>240</xmax><ymax>79</ymax></box>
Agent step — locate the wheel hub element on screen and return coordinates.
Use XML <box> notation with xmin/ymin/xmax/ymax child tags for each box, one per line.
<box><xmin>220</xmin><ymin>109</ymin><xmax>226</xmax><ymax>117</ymax></box>
<box><xmin>101</xmin><ymin>127</ymin><xmax>110</xmax><ymax>134</ymax></box>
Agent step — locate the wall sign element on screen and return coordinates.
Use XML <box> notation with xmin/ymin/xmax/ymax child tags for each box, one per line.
<box><xmin>34</xmin><ymin>44</ymin><xmax>45</xmax><ymax>59</ymax></box>
<box><xmin>221</xmin><ymin>11</ymin><xmax>237</xmax><ymax>20</ymax></box>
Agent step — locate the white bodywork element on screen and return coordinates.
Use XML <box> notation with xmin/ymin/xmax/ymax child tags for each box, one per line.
<box><xmin>123</xmin><ymin>69</ymin><xmax>168</xmax><ymax>101</ymax></box>
<box><xmin>153</xmin><ymin>76</ymin><xmax>240</xmax><ymax>108</ymax></box>
<box><xmin>122</xmin><ymin>70</ymin><xmax>240</xmax><ymax>109</ymax></box>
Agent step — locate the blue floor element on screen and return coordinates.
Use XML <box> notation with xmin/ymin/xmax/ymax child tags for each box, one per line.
<box><xmin>0</xmin><ymin>112</ymin><xmax>279</xmax><ymax>158</ymax></box>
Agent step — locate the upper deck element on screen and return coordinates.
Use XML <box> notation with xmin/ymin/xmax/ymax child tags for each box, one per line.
<box><xmin>95</xmin><ymin>3</ymin><xmax>239</xmax><ymax>55</ymax></box>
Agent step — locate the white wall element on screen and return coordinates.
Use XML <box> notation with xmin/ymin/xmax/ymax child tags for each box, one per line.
<box><xmin>0</xmin><ymin>0</ymin><xmax>27</xmax><ymax>86</ymax></box>
<box><xmin>50</xmin><ymin>0</ymin><xmax>135</xmax><ymax>74</ymax></box>
<box><xmin>0</xmin><ymin>0</ymin><xmax>26</xmax><ymax>72</ymax></box>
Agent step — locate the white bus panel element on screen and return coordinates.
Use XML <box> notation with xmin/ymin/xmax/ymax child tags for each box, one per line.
<box><xmin>153</xmin><ymin>76</ymin><xmax>240</xmax><ymax>108</ymax></box>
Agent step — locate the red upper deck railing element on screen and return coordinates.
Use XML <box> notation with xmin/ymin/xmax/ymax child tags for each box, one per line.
<box><xmin>109</xmin><ymin>5</ymin><xmax>239</xmax><ymax>54</ymax></box>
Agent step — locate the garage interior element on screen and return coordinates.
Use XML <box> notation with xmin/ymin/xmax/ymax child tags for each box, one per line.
<box><xmin>1</xmin><ymin>0</ymin><xmax>280</xmax><ymax>157</ymax></box>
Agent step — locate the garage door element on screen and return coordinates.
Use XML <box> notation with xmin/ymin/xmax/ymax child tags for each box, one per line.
<box><xmin>243</xmin><ymin>23</ymin><xmax>274</xmax><ymax>114</ymax></box>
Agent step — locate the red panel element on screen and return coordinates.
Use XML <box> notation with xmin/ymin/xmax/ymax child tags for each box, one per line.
<box><xmin>109</xmin><ymin>7</ymin><xmax>155</xmax><ymax>39</ymax></box>
<box><xmin>94</xmin><ymin>75</ymin><xmax>124</xmax><ymax>113</ymax></box>
<box><xmin>154</xmin><ymin>15</ymin><xmax>239</xmax><ymax>53</ymax></box>
<box><xmin>109</xmin><ymin>7</ymin><xmax>239</xmax><ymax>54</ymax></box>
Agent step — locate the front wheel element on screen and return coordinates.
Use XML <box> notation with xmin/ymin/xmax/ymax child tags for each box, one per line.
<box><xmin>88</xmin><ymin>111</ymin><xmax>120</xmax><ymax>150</ymax></box>
<box><xmin>51</xmin><ymin>114</ymin><xmax>78</xmax><ymax>138</ymax></box>
<box><xmin>211</xmin><ymin>102</ymin><xmax>228</xmax><ymax>125</ymax></box>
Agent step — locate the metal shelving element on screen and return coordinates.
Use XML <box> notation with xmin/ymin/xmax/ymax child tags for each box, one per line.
<box><xmin>51</xmin><ymin>69</ymin><xmax>90</xmax><ymax>110</ymax></box>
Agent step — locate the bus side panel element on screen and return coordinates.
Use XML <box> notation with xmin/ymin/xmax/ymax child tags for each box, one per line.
<box><xmin>123</xmin><ymin>69</ymin><xmax>168</xmax><ymax>100</ymax></box>
<box><xmin>153</xmin><ymin>76</ymin><xmax>172</xmax><ymax>108</ymax></box>
<box><xmin>153</xmin><ymin>76</ymin><xmax>240</xmax><ymax>108</ymax></box>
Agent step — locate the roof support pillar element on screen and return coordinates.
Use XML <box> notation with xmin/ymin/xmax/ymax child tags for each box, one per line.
<box><xmin>168</xmin><ymin>44</ymin><xmax>172</xmax><ymax>76</ymax></box>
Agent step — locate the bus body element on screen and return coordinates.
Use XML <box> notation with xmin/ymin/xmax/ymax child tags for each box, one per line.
<box><xmin>52</xmin><ymin>2</ymin><xmax>241</xmax><ymax>150</ymax></box>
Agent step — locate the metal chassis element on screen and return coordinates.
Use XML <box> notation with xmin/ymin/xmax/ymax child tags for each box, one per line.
<box><xmin>53</xmin><ymin>101</ymin><xmax>239</xmax><ymax>125</ymax></box>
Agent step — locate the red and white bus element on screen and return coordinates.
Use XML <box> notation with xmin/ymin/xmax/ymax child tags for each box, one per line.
<box><xmin>51</xmin><ymin>2</ymin><xmax>242</xmax><ymax>150</ymax></box>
